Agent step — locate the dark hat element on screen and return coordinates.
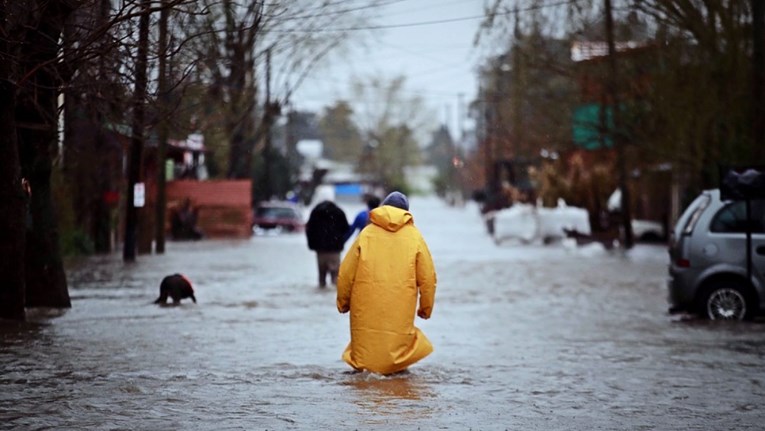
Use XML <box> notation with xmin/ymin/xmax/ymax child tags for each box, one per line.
<box><xmin>366</xmin><ymin>195</ymin><xmax>381</xmax><ymax>210</ymax></box>
<box><xmin>382</xmin><ymin>191</ymin><xmax>409</xmax><ymax>210</ymax></box>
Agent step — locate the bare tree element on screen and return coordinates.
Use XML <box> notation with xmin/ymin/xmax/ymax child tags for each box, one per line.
<box><xmin>630</xmin><ymin>0</ymin><xmax>755</xmax><ymax>188</ymax></box>
<box><xmin>183</xmin><ymin>0</ymin><xmax>387</xmax><ymax>180</ymax></box>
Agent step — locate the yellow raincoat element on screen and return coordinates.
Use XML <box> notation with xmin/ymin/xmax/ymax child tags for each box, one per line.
<box><xmin>337</xmin><ymin>205</ymin><xmax>437</xmax><ymax>374</ymax></box>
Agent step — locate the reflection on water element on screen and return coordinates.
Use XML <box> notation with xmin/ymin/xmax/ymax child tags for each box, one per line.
<box><xmin>342</xmin><ymin>371</ymin><xmax>435</xmax><ymax>422</ymax></box>
<box><xmin>343</xmin><ymin>372</ymin><xmax>434</xmax><ymax>416</ymax></box>
<box><xmin>346</xmin><ymin>372</ymin><xmax>425</xmax><ymax>400</ymax></box>
<box><xmin>0</xmin><ymin>319</ymin><xmax>48</xmax><ymax>350</ymax></box>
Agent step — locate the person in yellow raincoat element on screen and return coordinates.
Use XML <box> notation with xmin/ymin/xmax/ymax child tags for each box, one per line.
<box><xmin>336</xmin><ymin>191</ymin><xmax>437</xmax><ymax>375</ymax></box>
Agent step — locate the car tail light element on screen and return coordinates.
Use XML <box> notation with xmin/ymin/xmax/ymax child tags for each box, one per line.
<box><xmin>676</xmin><ymin>258</ymin><xmax>690</xmax><ymax>268</ymax></box>
<box><xmin>682</xmin><ymin>195</ymin><xmax>711</xmax><ymax>235</ymax></box>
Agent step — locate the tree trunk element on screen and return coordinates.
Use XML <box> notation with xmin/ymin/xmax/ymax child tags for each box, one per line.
<box><xmin>16</xmin><ymin>0</ymin><xmax>73</xmax><ymax>308</ymax></box>
<box><xmin>225</xmin><ymin>44</ymin><xmax>256</xmax><ymax>179</ymax></box>
<box><xmin>19</xmin><ymin>126</ymin><xmax>70</xmax><ymax>307</ymax></box>
<box><xmin>0</xmin><ymin>37</ymin><xmax>27</xmax><ymax>320</ymax></box>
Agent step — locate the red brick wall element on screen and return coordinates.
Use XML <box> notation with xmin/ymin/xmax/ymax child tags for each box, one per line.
<box><xmin>165</xmin><ymin>180</ymin><xmax>252</xmax><ymax>238</ymax></box>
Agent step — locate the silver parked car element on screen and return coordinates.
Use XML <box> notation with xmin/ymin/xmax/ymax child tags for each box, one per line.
<box><xmin>668</xmin><ymin>189</ymin><xmax>765</xmax><ymax>320</ymax></box>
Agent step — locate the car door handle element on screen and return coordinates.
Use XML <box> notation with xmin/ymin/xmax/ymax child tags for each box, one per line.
<box><xmin>757</xmin><ymin>246</ymin><xmax>765</xmax><ymax>255</ymax></box>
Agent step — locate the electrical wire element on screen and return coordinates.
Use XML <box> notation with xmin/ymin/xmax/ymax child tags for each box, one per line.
<box><xmin>269</xmin><ymin>0</ymin><xmax>578</xmax><ymax>33</ymax></box>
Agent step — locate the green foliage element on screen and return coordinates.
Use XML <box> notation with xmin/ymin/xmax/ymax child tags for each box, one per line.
<box><xmin>386</xmin><ymin>178</ymin><xmax>412</xmax><ymax>197</ymax></box>
<box><xmin>60</xmin><ymin>229</ymin><xmax>95</xmax><ymax>257</ymax></box>
<box><xmin>318</xmin><ymin>101</ymin><xmax>364</xmax><ymax>163</ymax></box>
<box><xmin>431</xmin><ymin>172</ymin><xmax>450</xmax><ymax>198</ymax></box>
<box><xmin>350</xmin><ymin>75</ymin><xmax>432</xmax><ymax>186</ymax></box>
<box><xmin>51</xmin><ymin>167</ymin><xmax>94</xmax><ymax>257</ymax></box>
<box><xmin>251</xmin><ymin>148</ymin><xmax>299</xmax><ymax>203</ymax></box>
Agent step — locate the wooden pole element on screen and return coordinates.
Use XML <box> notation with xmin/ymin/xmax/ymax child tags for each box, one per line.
<box><xmin>752</xmin><ymin>0</ymin><xmax>764</xmax><ymax>160</ymax></box>
<box><xmin>155</xmin><ymin>1</ymin><xmax>169</xmax><ymax>254</ymax></box>
<box><xmin>604</xmin><ymin>0</ymin><xmax>634</xmax><ymax>249</ymax></box>
<box><xmin>123</xmin><ymin>0</ymin><xmax>151</xmax><ymax>262</ymax></box>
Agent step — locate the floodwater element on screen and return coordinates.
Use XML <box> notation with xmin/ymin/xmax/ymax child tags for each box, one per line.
<box><xmin>2</xmin><ymin>197</ymin><xmax>765</xmax><ymax>430</ymax></box>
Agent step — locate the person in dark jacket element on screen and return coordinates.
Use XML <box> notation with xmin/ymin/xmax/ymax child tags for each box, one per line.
<box><xmin>306</xmin><ymin>200</ymin><xmax>349</xmax><ymax>288</ymax></box>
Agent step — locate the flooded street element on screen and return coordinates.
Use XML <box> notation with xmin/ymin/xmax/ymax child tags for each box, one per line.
<box><xmin>2</xmin><ymin>197</ymin><xmax>765</xmax><ymax>430</ymax></box>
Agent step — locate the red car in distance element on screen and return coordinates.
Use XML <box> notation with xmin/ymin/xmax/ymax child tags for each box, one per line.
<box><xmin>252</xmin><ymin>202</ymin><xmax>305</xmax><ymax>234</ymax></box>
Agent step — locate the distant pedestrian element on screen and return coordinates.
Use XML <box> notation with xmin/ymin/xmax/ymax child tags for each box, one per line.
<box><xmin>337</xmin><ymin>191</ymin><xmax>437</xmax><ymax>375</ymax></box>
<box><xmin>306</xmin><ymin>200</ymin><xmax>349</xmax><ymax>288</ymax></box>
<box><xmin>343</xmin><ymin>194</ymin><xmax>381</xmax><ymax>243</ymax></box>
<box><xmin>171</xmin><ymin>198</ymin><xmax>203</xmax><ymax>240</ymax></box>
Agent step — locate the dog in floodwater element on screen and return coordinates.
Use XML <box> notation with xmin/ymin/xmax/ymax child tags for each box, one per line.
<box><xmin>154</xmin><ymin>274</ymin><xmax>196</xmax><ymax>305</ymax></box>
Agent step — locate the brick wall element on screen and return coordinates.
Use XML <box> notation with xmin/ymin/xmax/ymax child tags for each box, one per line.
<box><xmin>166</xmin><ymin>180</ymin><xmax>252</xmax><ymax>238</ymax></box>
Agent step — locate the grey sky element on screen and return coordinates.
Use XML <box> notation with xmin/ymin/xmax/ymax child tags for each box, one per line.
<box><xmin>290</xmin><ymin>0</ymin><xmax>493</xmax><ymax>138</ymax></box>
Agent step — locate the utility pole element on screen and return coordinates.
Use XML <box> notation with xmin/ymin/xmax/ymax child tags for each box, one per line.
<box><xmin>457</xmin><ymin>92</ymin><xmax>465</xmax><ymax>140</ymax></box>
<box><xmin>483</xmin><ymin>87</ymin><xmax>494</xmax><ymax>197</ymax></box>
<box><xmin>263</xmin><ymin>47</ymin><xmax>273</xmax><ymax>201</ymax></box>
<box><xmin>155</xmin><ymin>0</ymin><xmax>169</xmax><ymax>254</ymax></box>
<box><xmin>123</xmin><ymin>0</ymin><xmax>150</xmax><ymax>262</ymax></box>
<box><xmin>511</xmin><ymin>7</ymin><xmax>523</xmax><ymax>159</ymax></box>
<box><xmin>604</xmin><ymin>0</ymin><xmax>634</xmax><ymax>249</ymax></box>
<box><xmin>752</xmin><ymin>0</ymin><xmax>765</xmax><ymax>160</ymax></box>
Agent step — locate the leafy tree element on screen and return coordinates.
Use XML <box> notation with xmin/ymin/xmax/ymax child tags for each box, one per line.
<box><xmin>425</xmin><ymin>125</ymin><xmax>461</xmax><ymax>197</ymax></box>
<box><xmin>318</xmin><ymin>101</ymin><xmax>364</xmax><ymax>163</ymax></box>
<box><xmin>252</xmin><ymin>148</ymin><xmax>296</xmax><ymax>203</ymax></box>
<box><xmin>351</xmin><ymin>75</ymin><xmax>433</xmax><ymax>191</ymax></box>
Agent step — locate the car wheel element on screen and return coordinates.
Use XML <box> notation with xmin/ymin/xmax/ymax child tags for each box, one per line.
<box><xmin>702</xmin><ymin>282</ymin><xmax>755</xmax><ymax>321</ymax></box>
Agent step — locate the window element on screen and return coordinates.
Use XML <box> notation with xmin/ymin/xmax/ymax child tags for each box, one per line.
<box><xmin>710</xmin><ymin>200</ymin><xmax>765</xmax><ymax>234</ymax></box>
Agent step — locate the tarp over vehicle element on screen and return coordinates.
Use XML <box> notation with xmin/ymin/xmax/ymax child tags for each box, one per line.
<box><xmin>720</xmin><ymin>167</ymin><xmax>765</xmax><ymax>200</ymax></box>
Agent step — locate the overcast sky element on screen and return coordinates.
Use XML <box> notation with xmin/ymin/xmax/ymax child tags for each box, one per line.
<box><xmin>288</xmin><ymin>0</ymin><xmax>497</xmax><ymax>139</ymax></box>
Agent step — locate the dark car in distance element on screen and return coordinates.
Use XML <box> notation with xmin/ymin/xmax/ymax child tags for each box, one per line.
<box><xmin>252</xmin><ymin>202</ymin><xmax>305</xmax><ymax>234</ymax></box>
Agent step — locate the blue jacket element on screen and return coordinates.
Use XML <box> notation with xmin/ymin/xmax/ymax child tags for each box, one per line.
<box><xmin>343</xmin><ymin>209</ymin><xmax>369</xmax><ymax>242</ymax></box>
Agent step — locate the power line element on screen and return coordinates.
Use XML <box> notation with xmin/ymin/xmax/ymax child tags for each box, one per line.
<box><xmin>273</xmin><ymin>0</ymin><xmax>404</xmax><ymax>22</ymax></box>
<box><xmin>300</xmin><ymin>72</ymin><xmax>474</xmax><ymax>99</ymax></box>
<box><xmin>269</xmin><ymin>0</ymin><xmax>576</xmax><ymax>33</ymax></box>
<box><xmin>382</xmin><ymin>0</ymin><xmax>482</xmax><ymax>19</ymax></box>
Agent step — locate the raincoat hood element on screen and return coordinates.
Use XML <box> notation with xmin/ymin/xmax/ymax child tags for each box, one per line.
<box><xmin>369</xmin><ymin>206</ymin><xmax>413</xmax><ymax>232</ymax></box>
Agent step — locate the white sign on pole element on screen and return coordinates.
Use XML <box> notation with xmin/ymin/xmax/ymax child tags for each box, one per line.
<box><xmin>134</xmin><ymin>183</ymin><xmax>145</xmax><ymax>208</ymax></box>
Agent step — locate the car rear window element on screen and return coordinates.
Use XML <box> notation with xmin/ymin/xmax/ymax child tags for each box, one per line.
<box><xmin>710</xmin><ymin>200</ymin><xmax>765</xmax><ymax>234</ymax></box>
